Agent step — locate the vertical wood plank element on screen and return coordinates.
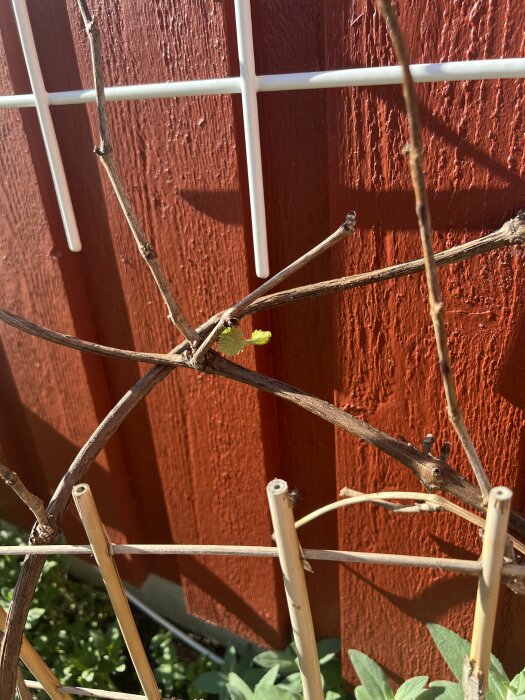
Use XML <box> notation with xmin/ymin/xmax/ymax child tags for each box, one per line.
<box><xmin>325</xmin><ymin>0</ymin><xmax>525</xmax><ymax>682</ymax></box>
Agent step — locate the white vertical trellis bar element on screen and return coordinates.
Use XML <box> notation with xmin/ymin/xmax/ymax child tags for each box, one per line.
<box><xmin>10</xmin><ymin>0</ymin><xmax>82</xmax><ymax>252</ymax></box>
<box><xmin>5</xmin><ymin>0</ymin><xmax>525</xmax><ymax>276</ymax></box>
<box><xmin>233</xmin><ymin>0</ymin><xmax>269</xmax><ymax>278</ymax></box>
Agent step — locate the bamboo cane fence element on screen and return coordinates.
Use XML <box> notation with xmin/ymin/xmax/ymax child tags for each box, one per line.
<box><xmin>0</xmin><ymin>480</ymin><xmax>520</xmax><ymax>700</ymax></box>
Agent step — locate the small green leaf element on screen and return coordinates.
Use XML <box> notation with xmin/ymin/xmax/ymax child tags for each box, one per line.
<box><xmin>25</xmin><ymin>607</ymin><xmax>46</xmax><ymax>627</ymax></box>
<box><xmin>317</xmin><ymin>638</ymin><xmax>341</xmax><ymax>665</ymax></box>
<box><xmin>427</xmin><ymin>624</ymin><xmax>469</xmax><ymax>682</ymax></box>
<box><xmin>395</xmin><ymin>676</ymin><xmax>429</xmax><ymax>699</ymax></box>
<box><xmin>228</xmin><ymin>672</ymin><xmax>255</xmax><ymax>700</ymax></box>
<box><xmin>489</xmin><ymin>669</ymin><xmax>512</xmax><ymax>700</ymax></box>
<box><xmin>428</xmin><ymin>680</ymin><xmax>463</xmax><ymax>699</ymax></box>
<box><xmin>194</xmin><ymin>670</ymin><xmax>228</xmax><ymax>693</ymax></box>
<box><xmin>511</xmin><ymin>670</ymin><xmax>525</xmax><ymax>694</ymax></box>
<box><xmin>238</xmin><ymin>643</ymin><xmax>258</xmax><ymax>674</ymax></box>
<box><xmin>256</xmin><ymin>665</ymin><xmax>280</xmax><ymax>689</ymax></box>
<box><xmin>246</xmin><ymin>330</ymin><xmax>272</xmax><ymax>346</ymax></box>
<box><xmin>218</xmin><ymin>327</ymin><xmax>246</xmax><ymax>356</ymax></box>
<box><xmin>427</xmin><ymin>623</ymin><xmax>509</xmax><ymax>689</ymax></box>
<box><xmin>354</xmin><ymin>687</ymin><xmax>374</xmax><ymax>700</ymax></box>
<box><xmin>254</xmin><ymin>687</ymin><xmax>298</xmax><ymax>700</ymax></box>
<box><xmin>254</xmin><ymin>648</ymin><xmax>298</xmax><ymax>676</ymax></box>
<box><xmin>348</xmin><ymin>650</ymin><xmax>394</xmax><ymax>699</ymax></box>
<box><xmin>277</xmin><ymin>671</ymin><xmax>303</xmax><ymax>695</ymax></box>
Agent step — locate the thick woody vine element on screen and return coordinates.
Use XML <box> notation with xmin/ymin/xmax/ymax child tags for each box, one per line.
<box><xmin>0</xmin><ymin>0</ymin><xmax>524</xmax><ymax>697</ymax></box>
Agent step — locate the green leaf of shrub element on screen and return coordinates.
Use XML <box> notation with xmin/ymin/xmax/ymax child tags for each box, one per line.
<box><xmin>218</xmin><ymin>327</ymin><xmax>271</xmax><ymax>356</ymax></box>
<box><xmin>511</xmin><ymin>670</ymin><xmax>525</xmax><ymax>694</ymax></box>
<box><xmin>395</xmin><ymin>676</ymin><xmax>429</xmax><ymax>699</ymax></box>
<box><xmin>194</xmin><ymin>669</ymin><xmax>228</xmax><ymax>693</ymax></box>
<box><xmin>277</xmin><ymin>671</ymin><xmax>303</xmax><ymax>694</ymax></box>
<box><xmin>228</xmin><ymin>672</ymin><xmax>255</xmax><ymax>699</ymax></box>
<box><xmin>254</xmin><ymin>647</ymin><xmax>298</xmax><ymax>676</ymax></box>
<box><xmin>354</xmin><ymin>686</ymin><xmax>374</xmax><ymax>700</ymax></box>
<box><xmin>428</xmin><ymin>680</ymin><xmax>463</xmax><ymax>698</ymax></box>
<box><xmin>427</xmin><ymin>624</ymin><xmax>508</xmax><ymax>684</ymax></box>
<box><xmin>348</xmin><ymin>650</ymin><xmax>394</xmax><ymax>699</ymax></box>
<box><xmin>317</xmin><ymin>638</ymin><xmax>340</xmax><ymax>665</ymax></box>
<box><xmin>255</xmin><ymin>687</ymin><xmax>298</xmax><ymax>700</ymax></box>
<box><xmin>255</xmin><ymin>665</ymin><xmax>280</xmax><ymax>689</ymax></box>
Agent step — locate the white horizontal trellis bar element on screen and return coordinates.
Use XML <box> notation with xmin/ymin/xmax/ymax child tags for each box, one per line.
<box><xmin>5</xmin><ymin>0</ymin><xmax>525</xmax><ymax>276</ymax></box>
<box><xmin>2</xmin><ymin>59</ymin><xmax>524</xmax><ymax>110</ymax></box>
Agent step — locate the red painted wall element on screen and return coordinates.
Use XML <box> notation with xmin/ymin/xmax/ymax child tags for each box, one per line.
<box><xmin>0</xmin><ymin>0</ymin><xmax>524</xmax><ymax>683</ymax></box>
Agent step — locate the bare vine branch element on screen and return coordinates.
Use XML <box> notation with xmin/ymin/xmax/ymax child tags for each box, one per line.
<box><xmin>191</xmin><ymin>213</ymin><xmax>357</xmax><ymax>367</ymax></box>
<box><xmin>1</xmin><ymin>216</ymin><xmax>522</xmax><ymax>372</ymax></box>
<box><xmin>0</xmin><ymin>362</ymin><xmax>175</xmax><ymax>696</ymax></box>
<box><xmin>299</xmin><ymin>489</ymin><xmax>525</xmax><ymax>557</ymax></box>
<box><xmin>376</xmin><ymin>0</ymin><xmax>492</xmax><ymax>500</ymax></box>
<box><xmin>239</xmin><ymin>214</ymin><xmax>525</xmax><ymax>320</ymax></box>
<box><xmin>0</xmin><ymin>461</ymin><xmax>56</xmax><ymax>541</ymax></box>
<box><xmin>76</xmin><ymin>0</ymin><xmax>198</xmax><ymax>343</ymax></box>
<box><xmin>208</xmin><ymin>355</ymin><xmax>525</xmax><ymax>539</ymax></box>
<box><xmin>179</xmin><ymin>214</ymin><xmax>525</xmax><ymax>354</ymax></box>
<box><xmin>0</xmin><ymin>308</ymin><xmax>185</xmax><ymax>367</ymax></box>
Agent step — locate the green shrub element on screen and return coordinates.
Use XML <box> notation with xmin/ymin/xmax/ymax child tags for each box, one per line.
<box><xmin>194</xmin><ymin>639</ymin><xmax>351</xmax><ymax>700</ymax></box>
<box><xmin>150</xmin><ymin>629</ymin><xmax>216</xmax><ymax>697</ymax></box>
<box><xmin>0</xmin><ymin>520</ymin><xmax>217</xmax><ymax>698</ymax></box>
<box><xmin>349</xmin><ymin>624</ymin><xmax>525</xmax><ymax>700</ymax></box>
<box><xmin>0</xmin><ymin>523</ymin><xmax>127</xmax><ymax>691</ymax></box>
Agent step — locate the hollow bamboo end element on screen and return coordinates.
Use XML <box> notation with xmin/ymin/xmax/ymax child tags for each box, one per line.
<box><xmin>490</xmin><ymin>486</ymin><xmax>512</xmax><ymax>503</ymax></box>
<box><xmin>267</xmin><ymin>479</ymin><xmax>288</xmax><ymax>496</ymax></box>
<box><xmin>72</xmin><ymin>483</ymin><xmax>90</xmax><ymax>498</ymax></box>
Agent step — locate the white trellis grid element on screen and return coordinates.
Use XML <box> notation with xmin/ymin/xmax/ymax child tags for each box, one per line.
<box><xmin>5</xmin><ymin>0</ymin><xmax>525</xmax><ymax>276</ymax></box>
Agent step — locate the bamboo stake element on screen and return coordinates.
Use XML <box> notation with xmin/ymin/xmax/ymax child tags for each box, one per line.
<box><xmin>72</xmin><ymin>485</ymin><xmax>161</xmax><ymax>700</ymax></box>
<box><xmin>0</xmin><ymin>606</ymin><xmax>71</xmax><ymax>700</ymax></box>
<box><xmin>266</xmin><ymin>479</ymin><xmax>323</xmax><ymax>700</ymax></box>
<box><xmin>463</xmin><ymin>486</ymin><xmax>512</xmax><ymax>699</ymax></box>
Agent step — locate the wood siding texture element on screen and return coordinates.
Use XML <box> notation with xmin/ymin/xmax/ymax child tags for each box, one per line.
<box><xmin>0</xmin><ymin>0</ymin><xmax>524</xmax><ymax>682</ymax></box>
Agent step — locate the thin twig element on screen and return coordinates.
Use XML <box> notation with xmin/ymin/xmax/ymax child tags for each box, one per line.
<box><xmin>376</xmin><ymin>0</ymin><xmax>492</xmax><ymax>500</ymax></box>
<box><xmin>294</xmin><ymin>489</ymin><xmax>525</xmax><ymax>557</ymax></box>
<box><xmin>177</xmin><ymin>214</ymin><xmax>525</xmax><ymax>355</ymax></box>
<box><xmin>0</xmin><ymin>461</ymin><xmax>56</xmax><ymax>541</ymax></box>
<box><xmin>0</xmin><ymin>308</ymin><xmax>185</xmax><ymax>367</ymax></box>
<box><xmin>1</xmin><ymin>217</ymin><xmax>522</xmax><ymax>372</ymax></box>
<box><xmin>15</xmin><ymin>672</ymin><xmax>31</xmax><ymax>700</ymax></box>
<box><xmin>238</xmin><ymin>214</ymin><xmax>525</xmax><ymax>321</ymax></box>
<box><xmin>191</xmin><ymin>213</ymin><xmax>356</xmax><ymax>367</ymax></box>
<box><xmin>339</xmin><ymin>486</ymin><xmax>442</xmax><ymax>513</ymax></box>
<box><xmin>75</xmin><ymin>0</ymin><xmax>198</xmax><ymax>343</ymax></box>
